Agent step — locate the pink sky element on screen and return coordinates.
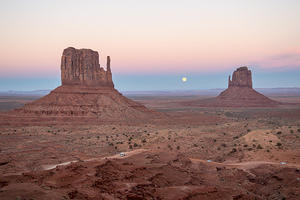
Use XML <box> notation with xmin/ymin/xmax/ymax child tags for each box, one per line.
<box><xmin>0</xmin><ymin>0</ymin><xmax>299</xmax><ymax>77</ymax></box>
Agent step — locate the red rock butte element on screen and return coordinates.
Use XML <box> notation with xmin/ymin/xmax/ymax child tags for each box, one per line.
<box><xmin>185</xmin><ymin>66</ymin><xmax>280</xmax><ymax>107</ymax></box>
<box><xmin>61</xmin><ymin>47</ymin><xmax>114</xmax><ymax>87</ymax></box>
<box><xmin>9</xmin><ymin>47</ymin><xmax>156</xmax><ymax>123</ymax></box>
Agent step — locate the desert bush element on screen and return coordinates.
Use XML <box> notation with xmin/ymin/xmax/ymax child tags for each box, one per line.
<box><xmin>276</xmin><ymin>142</ymin><xmax>282</xmax><ymax>147</ymax></box>
<box><xmin>276</xmin><ymin>131</ymin><xmax>282</xmax><ymax>135</ymax></box>
<box><xmin>257</xmin><ymin>144</ymin><xmax>263</xmax><ymax>149</ymax></box>
<box><xmin>134</xmin><ymin>143</ymin><xmax>138</xmax><ymax>147</ymax></box>
<box><xmin>177</xmin><ymin>146</ymin><xmax>180</xmax><ymax>150</ymax></box>
<box><xmin>290</xmin><ymin>130</ymin><xmax>294</xmax><ymax>133</ymax></box>
<box><xmin>298</xmin><ymin>129</ymin><xmax>300</xmax><ymax>133</ymax></box>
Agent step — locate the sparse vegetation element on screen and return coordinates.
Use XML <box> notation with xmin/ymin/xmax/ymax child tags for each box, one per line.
<box><xmin>276</xmin><ymin>142</ymin><xmax>282</xmax><ymax>147</ymax></box>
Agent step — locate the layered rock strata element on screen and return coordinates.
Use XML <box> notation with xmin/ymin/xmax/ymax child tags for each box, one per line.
<box><xmin>13</xmin><ymin>47</ymin><xmax>155</xmax><ymax>122</ymax></box>
<box><xmin>184</xmin><ymin>66</ymin><xmax>279</xmax><ymax>107</ymax></box>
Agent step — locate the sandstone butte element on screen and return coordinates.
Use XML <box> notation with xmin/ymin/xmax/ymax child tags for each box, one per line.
<box><xmin>184</xmin><ymin>66</ymin><xmax>280</xmax><ymax>107</ymax></box>
<box><xmin>11</xmin><ymin>47</ymin><xmax>156</xmax><ymax>123</ymax></box>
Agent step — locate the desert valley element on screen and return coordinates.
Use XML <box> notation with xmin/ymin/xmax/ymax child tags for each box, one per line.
<box><xmin>0</xmin><ymin>47</ymin><xmax>300</xmax><ymax>200</ymax></box>
<box><xmin>1</xmin><ymin>1</ymin><xmax>300</xmax><ymax>199</ymax></box>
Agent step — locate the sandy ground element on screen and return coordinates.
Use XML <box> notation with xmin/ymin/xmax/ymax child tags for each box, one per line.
<box><xmin>0</xmin><ymin>94</ymin><xmax>300</xmax><ymax>199</ymax></box>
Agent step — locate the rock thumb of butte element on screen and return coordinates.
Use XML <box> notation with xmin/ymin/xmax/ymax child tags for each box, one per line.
<box><xmin>16</xmin><ymin>47</ymin><xmax>155</xmax><ymax>122</ymax></box>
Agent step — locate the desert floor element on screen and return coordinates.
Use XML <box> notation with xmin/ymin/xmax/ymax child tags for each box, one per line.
<box><xmin>0</xmin><ymin>93</ymin><xmax>300</xmax><ymax>199</ymax></box>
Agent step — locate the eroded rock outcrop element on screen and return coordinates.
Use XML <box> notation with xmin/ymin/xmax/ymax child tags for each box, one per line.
<box><xmin>61</xmin><ymin>47</ymin><xmax>114</xmax><ymax>87</ymax></box>
<box><xmin>183</xmin><ymin>66</ymin><xmax>279</xmax><ymax>107</ymax></box>
<box><xmin>228</xmin><ymin>66</ymin><xmax>252</xmax><ymax>88</ymax></box>
<box><xmin>12</xmin><ymin>47</ymin><xmax>156</xmax><ymax>123</ymax></box>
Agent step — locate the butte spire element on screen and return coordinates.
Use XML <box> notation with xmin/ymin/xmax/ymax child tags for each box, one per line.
<box><xmin>184</xmin><ymin>66</ymin><xmax>279</xmax><ymax>107</ymax></box>
<box><xmin>11</xmin><ymin>47</ymin><xmax>156</xmax><ymax>123</ymax></box>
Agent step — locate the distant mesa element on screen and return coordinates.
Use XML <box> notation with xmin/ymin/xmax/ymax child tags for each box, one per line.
<box><xmin>184</xmin><ymin>66</ymin><xmax>280</xmax><ymax>107</ymax></box>
<box><xmin>11</xmin><ymin>47</ymin><xmax>156</xmax><ymax>123</ymax></box>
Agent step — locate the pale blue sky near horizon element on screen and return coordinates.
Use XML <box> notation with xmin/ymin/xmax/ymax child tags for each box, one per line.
<box><xmin>1</xmin><ymin>68</ymin><xmax>300</xmax><ymax>92</ymax></box>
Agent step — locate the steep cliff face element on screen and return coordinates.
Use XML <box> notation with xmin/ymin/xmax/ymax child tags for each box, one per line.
<box><xmin>12</xmin><ymin>47</ymin><xmax>156</xmax><ymax>123</ymax></box>
<box><xmin>228</xmin><ymin>66</ymin><xmax>252</xmax><ymax>88</ymax></box>
<box><xmin>61</xmin><ymin>47</ymin><xmax>114</xmax><ymax>87</ymax></box>
<box><xmin>183</xmin><ymin>66</ymin><xmax>279</xmax><ymax>107</ymax></box>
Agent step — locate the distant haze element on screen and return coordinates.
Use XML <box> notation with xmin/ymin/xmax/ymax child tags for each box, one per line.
<box><xmin>0</xmin><ymin>0</ymin><xmax>299</xmax><ymax>91</ymax></box>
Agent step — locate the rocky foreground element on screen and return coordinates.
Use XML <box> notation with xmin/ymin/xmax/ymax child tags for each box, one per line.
<box><xmin>0</xmin><ymin>149</ymin><xmax>299</xmax><ymax>200</ymax></box>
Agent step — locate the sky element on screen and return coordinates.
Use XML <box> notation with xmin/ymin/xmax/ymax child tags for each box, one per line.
<box><xmin>0</xmin><ymin>0</ymin><xmax>299</xmax><ymax>91</ymax></box>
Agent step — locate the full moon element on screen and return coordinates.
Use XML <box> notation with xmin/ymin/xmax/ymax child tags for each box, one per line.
<box><xmin>182</xmin><ymin>77</ymin><xmax>187</xmax><ymax>82</ymax></box>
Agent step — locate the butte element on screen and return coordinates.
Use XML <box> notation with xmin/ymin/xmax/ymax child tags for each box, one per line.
<box><xmin>185</xmin><ymin>66</ymin><xmax>279</xmax><ymax>107</ymax></box>
<box><xmin>3</xmin><ymin>47</ymin><xmax>156</xmax><ymax>125</ymax></box>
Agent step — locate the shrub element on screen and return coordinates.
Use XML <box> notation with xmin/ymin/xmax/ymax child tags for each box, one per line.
<box><xmin>290</xmin><ymin>130</ymin><xmax>294</xmax><ymax>133</ymax></box>
<box><xmin>231</xmin><ymin>148</ymin><xmax>237</xmax><ymax>153</ymax></box>
<box><xmin>276</xmin><ymin>142</ymin><xmax>282</xmax><ymax>147</ymax></box>
<box><xmin>257</xmin><ymin>144</ymin><xmax>263</xmax><ymax>149</ymax></box>
<box><xmin>134</xmin><ymin>143</ymin><xmax>138</xmax><ymax>147</ymax></box>
<box><xmin>276</xmin><ymin>131</ymin><xmax>282</xmax><ymax>135</ymax></box>
<box><xmin>176</xmin><ymin>146</ymin><xmax>180</xmax><ymax>150</ymax></box>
